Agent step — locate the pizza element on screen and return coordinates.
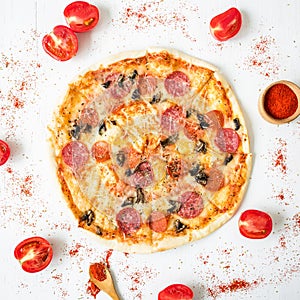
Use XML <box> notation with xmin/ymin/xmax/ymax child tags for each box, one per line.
<box><xmin>49</xmin><ymin>48</ymin><xmax>252</xmax><ymax>253</ymax></box>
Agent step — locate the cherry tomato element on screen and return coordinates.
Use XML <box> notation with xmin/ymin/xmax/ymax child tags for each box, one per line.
<box><xmin>64</xmin><ymin>1</ymin><xmax>100</xmax><ymax>33</ymax></box>
<box><xmin>0</xmin><ymin>140</ymin><xmax>10</xmax><ymax>166</ymax></box>
<box><xmin>14</xmin><ymin>237</ymin><xmax>53</xmax><ymax>273</ymax></box>
<box><xmin>210</xmin><ymin>7</ymin><xmax>242</xmax><ymax>42</ymax></box>
<box><xmin>238</xmin><ymin>209</ymin><xmax>273</xmax><ymax>239</ymax></box>
<box><xmin>42</xmin><ymin>25</ymin><xmax>78</xmax><ymax>61</ymax></box>
<box><xmin>158</xmin><ymin>284</ymin><xmax>194</xmax><ymax>300</ymax></box>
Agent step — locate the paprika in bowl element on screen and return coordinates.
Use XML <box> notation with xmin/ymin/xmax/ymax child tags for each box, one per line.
<box><xmin>258</xmin><ymin>80</ymin><xmax>300</xmax><ymax>124</ymax></box>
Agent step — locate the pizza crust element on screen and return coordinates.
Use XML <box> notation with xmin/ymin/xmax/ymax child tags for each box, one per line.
<box><xmin>49</xmin><ymin>48</ymin><xmax>252</xmax><ymax>253</ymax></box>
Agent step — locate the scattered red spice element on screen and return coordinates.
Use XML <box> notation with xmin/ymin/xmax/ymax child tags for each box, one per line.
<box><xmin>20</xmin><ymin>175</ymin><xmax>33</xmax><ymax>197</ymax></box>
<box><xmin>207</xmin><ymin>278</ymin><xmax>261</xmax><ymax>298</ymax></box>
<box><xmin>292</xmin><ymin>213</ymin><xmax>300</xmax><ymax>236</ymax></box>
<box><xmin>276</xmin><ymin>192</ymin><xmax>285</xmax><ymax>201</ymax></box>
<box><xmin>69</xmin><ymin>243</ymin><xmax>82</xmax><ymax>256</ymax></box>
<box><xmin>52</xmin><ymin>273</ymin><xmax>63</xmax><ymax>284</ymax></box>
<box><xmin>264</xmin><ymin>84</ymin><xmax>298</xmax><ymax>119</ymax></box>
<box><xmin>87</xmin><ymin>280</ymin><xmax>100</xmax><ymax>299</ymax></box>
<box><xmin>90</xmin><ymin>262</ymin><xmax>107</xmax><ymax>281</ymax></box>
<box><xmin>271</xmin><ymin>138</ymin><xmax>287</xmax><ymax>175</ymax></box>
<box><xmin>245</xmin><ymin>35</ymin><xmax>279</xmax><ymax>77</ymax></box>
<box><xmin>105</xmin><ymin>249</ymin><xmax>113</xmax><ymax>268</ymax></box>
<box><xmin>118</xmin><ymin>1</ymin><xmax>198</xmax><ymax>42</ymax></box>
<box><xmin>279</xmin><ymin>235</ymin><xmax>287</xmax><ymax>248</ymax></box>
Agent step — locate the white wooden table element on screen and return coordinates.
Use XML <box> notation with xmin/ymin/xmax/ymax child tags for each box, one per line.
<box><xmin>1</xmin><ymin>1</ymin><xmax>300</xmax><ymax>299</ymax></box>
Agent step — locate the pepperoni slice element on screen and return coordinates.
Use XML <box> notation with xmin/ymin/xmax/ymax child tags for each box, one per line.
<box><xmin>62</xmin><ymin>141</ymin><xmax>89</xmax><ymax>170</ymax></box>
<box><xmin>184</xmin><ymin>120</ymin><xmax>205</xmax><ymax>141</ymax></box>
<box><xmin>148</xmin><ymin>211</ymin><xmax>168</xmax><ymax>233</ymax></box>
<box><xmin>80</xmin><ymin>107</ymin><xmax>99</xmax><ymax>127</ymax></box>
<box><xmin>130</xmin><ymin>161</ymin><xmax>154</xmax><ymax>188</ymax></box>
<box><xmin>106</xmin><ymin>73</ymin><xmax>132</xmax><ymax>99</ymax></box>
<box><xmin>214</xmin><ymin>128</ymin><xmax>240</xmax><ymax>153</ymax></box>
<box><xmin>92</xmin><ymin>141</ymin><xmax>111</xmax><ymax>163</ymax></box>
<box><xmin>161</xmin><ymin>104</ymin><xmax>184</xmax><ymax>135</ymax></box>
<box><xmin>178</xmin><ymin>191</ymin><xmax>204</xmax><ymax>219</ymax></box>
<box><xmin>164</xmin><ymin>71</ymin><xmax>190</xmax><ymax>97</ymax></box>
<box><xmin>137</xmin><ymin>75</ymin><xmax>157</xmax><ymax>96</ymax></box>
<box><xmin>205</xmin><ymin>168</ymin><xmax>225</xmax><ymax>192</ymax></box>
<box><xmin>116</xmin><ymin>207</ymin><xmax>141</xmax><ymax>235</ymax></box>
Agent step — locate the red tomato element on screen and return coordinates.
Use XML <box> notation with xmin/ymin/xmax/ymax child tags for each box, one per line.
<box><xmin>0</xmin><ymin>140</ymin><xmax>10</xmax><ymax>166</ymax></box>
<box><xmin>210</xmin><ymin>7</ymin><xmax>242</xmax><ymax>42</ymax></box>
<box><xmin>42</xmin><ymin>25</ymin><xmax>78</xmax><ymax>61</ymax></box>
<box><xmin>14</xmin><ymin>237</ymin><xmax>53</xmax><ymax>273</ymax></box>
<box><xmin>238</xmin><ymin>209</ymin><xmax>273</xmax><ymax>239</ymax></box>
<box><xmin>64</xmin><ymin>1</ymin><xmax>100</xmax><ymax>33</ymax></box>
<box><xmin>158</xmin><ymin>284</ymin><xmax>194</xmax><ymax>300</ymax></box>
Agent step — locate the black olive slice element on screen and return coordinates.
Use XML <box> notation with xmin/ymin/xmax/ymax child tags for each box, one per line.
<box><xmin>167</xmin><ymin>200</ymin><xmax>182</xmax><ymax>214</ymax></box>
<box><xmin>98</xmin><ymin>120</ymin><xmax>107</xmax><ymax>135</ymax></box>
<box><xmin>95</xmin><ymin>226</ymin><xmax>103</xmax><ymax>236</ymax></box>
<box><xmin>150</xmin><ymin>92</ymin><xmax>162</xmax><ymax>104</ymax></box>
<box><xmin>131</xmin><ymin>89</ymin><xmax>140</xmax><ymax>100</ymax></box>
<box><xmin>174</xmin><ymin>219</ymin><xmax>187</xmax><ymax>233</ymax></box>
<box><xmin>233</xmin><ymin>118</ymin><xmax>241</xmax><ymax>130</ymax></box>
<box><xmin>117</xmin><ymin>74</ymin><xmax>125</xmax><ymax>87</ymax></box>
<box><xmin>189</xmin><ymin>163</ymin><xmax>201</xmax><ymax>176</ymax></box>
<box><xmin>101</xmin><ymin>81</ymin><xmax>111</xmax><ymax>89</ymax></box>
<box><xmin>121</xmin><ymin>197</ymin><xmax>135</xmax><ymax>207</ymax></box>
<box><xmin>195</xmin><ymin>139</ymin><xmax>207</xmax><ymax>153</ymax></box>
<box><xmin>197</xmin><ymin>113</ymin><xmax>210</xmax><ymax>129</ymax></box>
<box><xmin>129</xmin><ymin>70</ymin><xmax>138</xmax><ymax>82</ymax></box>
<box><xmin>136</xmin><ymin>187</ymin><xmax>145</xmax><ymax>204</ymax></box>
<box><xmin>195</xmin><ymin>171</ymin><xmax>208</xmax><ymax>186</ymax></box>
<box><xmin>224</xmin><ymin>154</ymin><xmax>234</xmax><ymax>165</ymax></box>
<box><xmin>160</xmin><ymin>133</ymin><xmax>179</xmax><ymax>148</ymax></box>
<box><xmin>70</xmin><ymin>124</ymin><xmax>81</xmax><ymax>139</ymax></box>
<box><xmin>116</xmin><ymin>151</ymin><xmax>125</xmax><ymax>167</ymax></box>
<box><xmin>80</xmin><ymin>209</ymin><xmax>95</xmax><ymax>226</ymax></box>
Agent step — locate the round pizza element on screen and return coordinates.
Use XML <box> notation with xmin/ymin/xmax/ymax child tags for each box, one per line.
<box><xmin>49</xmin><ymin>48</ymin><xmax>252</xmax><ymax>253</ymax></box>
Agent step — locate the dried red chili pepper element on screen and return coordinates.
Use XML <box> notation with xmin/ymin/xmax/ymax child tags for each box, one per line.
<box><xmin>264</xmin><ymin>83</ymin><xmax>298</xmax><ymax>119</ymax></box>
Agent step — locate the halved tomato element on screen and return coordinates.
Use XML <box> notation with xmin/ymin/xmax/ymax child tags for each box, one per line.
<box><xmin>42</xmin><ymin>25</ymin><xmax>78</xmax><ymax>61</ymax></box>
<box><xmin>210</xmin><ymin>7</ymin><xmax>242</xmax><ymax>42</ymax></box>
<box><xmin>64</xmin><ymin>1</ymin><xmax>100</xmax><ymax>33</ymax></box>
<box><xmin>238</xmin><ymin>209</ymin><xmax>273</xmax><ymax>239</ymax></box>
<box><xmin>158</xmin><ymin>284</ymin><xmax>194</xmax><ymax>300</ymax></box>
<box><xmin>0</xmin><ymin>140</ymin><xmax>10</xmax><ymax>166</ymax></box>
<box><xmin>14</xmin><ymin>237</ymin><xmax>53</xmax><ymax>273</ymax></box>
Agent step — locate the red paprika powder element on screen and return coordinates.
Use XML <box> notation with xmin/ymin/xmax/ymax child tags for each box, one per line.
<box><xmin>90</xmin><ymin>262</ymin><xmax>107</xmax><ymax>281</ymax></box>
<box><xmin>264</xmin><ymin>83</ymin><xmax>298</xmax><ymax>119</ymax></box>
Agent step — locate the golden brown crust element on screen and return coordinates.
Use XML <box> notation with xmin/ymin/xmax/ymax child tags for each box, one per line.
<box><xmin>49</xmin><ymin>48</ymin><xmax>252</xmax><ymax>253</ymax></box>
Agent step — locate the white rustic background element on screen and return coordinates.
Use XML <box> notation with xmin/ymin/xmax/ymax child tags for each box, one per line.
<box><xmin>1</xmin><ymin>1</ymin><xmax>300</xmax><ymax>299</ymax></box>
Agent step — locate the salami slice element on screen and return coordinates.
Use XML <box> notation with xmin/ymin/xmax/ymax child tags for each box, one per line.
<box><xmin>177</xmin><ymin>191</ymin><xmax>204</xmax><ymax>219</ymax></box>
<box><xmin>204</xmin><ymin>110</ymin><xmax>224</xmax><ymax>130</ymax></box>
<box><xmin>214</xmin><ymin>128</ymin><xmax>240</xmax><ymax>153</ymax></box>
<box><xmin>161</xmin><ymin>104</ymin><xmax>184</xmax><ymax>135</ymax></box>
<box><xmin>80</xmin><ymin>107</ymin><xmax>99</xmax><ymax>127</ymax></box>
<box><xmin>130</xmin><ymin>161</ymin><xmax>154</xmax><ymax>188</ymax></box>
<box><xmin>137</xmin><ymin>75</ymin><xmax>157</xmax><ymax>96</ymax></box>
<box><xmin>105</xmin><ymin>73</ymin><xmax>132</xmax><ymax>99</ymax></box>
<box><xmin>205</xmin><ymin>168</ymin><xmax>225</xmax><ymax>192</ymax></box>
<box><xmin>62</xmin><ymin>141</ymin><xmax>89</xmax><ymax>170</ymax></box>
<box><xmin>164</xmin><ymin>71</ymin><xmax>190</xmax><ymax>97</ymax></box>
<box><xmin>116</xmin><ymin>207</ymin><xmax>141</xmax><ymax>234</ymax></box>
<box><xmin>148</xmin><ymin>211</ymin><xmax>168</xmax><ymax>233</ymax></box>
